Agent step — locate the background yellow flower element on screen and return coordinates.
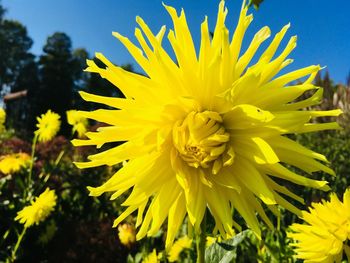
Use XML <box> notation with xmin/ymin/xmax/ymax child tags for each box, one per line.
<box><xmin>142</xmin><ymin>249</ymin><xmax>159</xmax><ymax>263</ymax></box>
<box><xmin>168</xmin><ymin>236</ymin><xmax>192</xmax><ymax>262</ymax></box>
<box><xmin>0</xmin><ymin>153</ymin><xmax>30</xmax><ymax>174</ymax></box>
<box><xmin>288</xmin><ymin>189</ymin><xmax>350</xmax><ymax>263</ymax></box>
<box><xmin>35</xmin><ymin>110</ymin><xmax>61</xmax><ymax>143</ymax></box>
<box><xmin>0</xmin><ymin>108</ymin><xmax>5</xmax><ymax>132</ymax></box>
<box><xmin>118</xmin><ymin>223</ymin><xmax>136</xmax><ymax>247</ymax></box>
<box><xmin>15</xmin><ymin>188</ymin><xmax>57</xmax><ymax>228</ymax></box>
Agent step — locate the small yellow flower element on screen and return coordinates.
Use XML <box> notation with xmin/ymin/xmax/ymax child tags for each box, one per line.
<box><xmin>142</xmin><ymin>249</ymin><xmax>159</xmax><ymax>263</ymax></box>
<box><xmin>15</xmin><ymin>188</ymin><xmax>57</xmax><ymax>228</ymax></box>
<box><xmin>206</xmin><ymin>236</ymin><xmax>217</xmax><ymax>248</ymax></box>
<box><xmin>288</xmin><ymin>189</ymin><xmax>350</xmax><ymax>263</ymax></box>
<box><xmin>0</xmin><ymin>108</ymin><xmax>5</xmax><ymax>132</ymax></box>
<box><xmin>118</xmin><ymin>223</ymin><xmax>136</xmax><ymax>247</ymax></box>
<box><xmin>0</xmin><ymin>153</ymin><xmax>30</xmax><ymax>174</ymax></box>
<box><xmin>66</xmin><ymin>110</ymin><xmax>88</xmax><ymax>138</ymax></box>
<box><xmin>35</xmin><ymin>110</ymin><xmax>61</xmax><ymax>142</ymax></box>
<box><xmin>168</xmin><ymin>236</ymin><xmax>192</xmax><ymax>262</ymax></box>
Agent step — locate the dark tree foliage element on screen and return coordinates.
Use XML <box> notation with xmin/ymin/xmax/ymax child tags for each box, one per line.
<box><xmin>0</xmin><ymin>0</ymin><xmax>5</xmax><ymax>21</ymax></box>
<box><xmin>0</xmin><ymin>2</ymin><xmax>38</xmax><ymax>136</ymax></box>
<box><xmin>0</xmin><ymin>0</ymin><xmax>135</xmax><ymax>136</ymax></box>
<box><xmin>12</xmin><ymin>57</ymin><xmax>38</xmax><ymax>93</ymax></box>
<box><xmin>36</xmin><ymin>32</ymin><xmax>76</xmax><ymax>135</ymax></box>
<box><xmin>248</xmin><ymin>0</ymin><xmax>264</xmax><ymax>9</ymax></box>
<box><xmin>314</xmin><ymin>71</ymin><xmax>337</xmax><ymax>112</ymax></box>
<box><xmin>71</xmin><ymin>48</ymin><xmax>90</xmax><ymax>110</ymax></box>
<box><xmin>0</xmin><ymin>19</ymin><xmax>34</xmax><ymax>92</ymax></box>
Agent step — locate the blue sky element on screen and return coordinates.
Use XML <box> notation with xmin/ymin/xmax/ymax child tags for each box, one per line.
<box><xmin>2</xmin><ymin>0</ymin><xmax>350</xmax><ymax>84</ymax></box>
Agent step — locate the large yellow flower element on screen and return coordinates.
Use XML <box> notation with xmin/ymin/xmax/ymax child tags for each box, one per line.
<box><xmin>288</xmin><ymin>189</ymin><xmax>350</xmax><ymax>263</ymax></box>
<box><xmin>15</xmin><ymin>188</ymin><xmax>57</xmax><ymax>228</ymax></box>
<box><xmin>35</xmin><ymin>110</ymin><xmax>61</xmax><ymax>142</ymax></box>
<box><xmin>0</xmin><ymin>108</ymin><xmax>5</xmax><ymax>132</ymax></box>
<box><xmin>66</xmin><ymin>110</ymin><xmax>88</xmax><ymax>138</ymax></box>
<box><xmin>0</xmin><ymin>153</ymin><xmax>30</xmax><ymax>174</ymax></box>
<box><xmin>73</xmin><ymin>1</ymin><xmax>341</xmax><ymax>249</ymax></box>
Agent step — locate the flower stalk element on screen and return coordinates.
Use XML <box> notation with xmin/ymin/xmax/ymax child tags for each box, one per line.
<box><xmin>196</xmin><ymin>211</ymin><xmax>206</xmax><ymax>263</ymax></box>
<box><xmin>9</xmin><ymin>227</ymin><xmax>27</xmax><ymax>263</ymax></box>
<box><xmin>23</xmin><ymin>133</ymin><xmax>37</xmax><ymax>202</ymax></box>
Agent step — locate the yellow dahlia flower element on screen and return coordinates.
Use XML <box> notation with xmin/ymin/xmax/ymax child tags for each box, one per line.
<box><xmin>288</xmin><ymin>189</ymin><xmax>350</xmax><ymax>263</ymax></box>
<box><xmin>168</xmin><ymin>236</ymin><xmax>192</xmax><ymax>262</ymax></box>
<box><xmin>15</xmin><ymin>188</ymin><xmax>57</xmax><ymax>228</ymax></box>
<box><xmin>66</xmin><ymin>110</ymin><xmax>88</xmax><ymax>138</ymax></box>
<box><xmin>73</xmin><ymin>1</ymin><xmax>341</xmax><ymax>249</ymax></box>
<box><xmin>35</xmin><ymin>110</ymin><xmax>61</xmax><ymax>142</ymax></box>
<box><xmin>0</xmin><ymin>108</ymin><xmax>5</xmax><ymax>132</ymax></box>
<box><xmin>142</xmin><ymin>249</ymin><xmax>160</xmax><ymax>263</ymax></box>
<box><xmin>118</xmin><ymin>223</ymin><xmax>136</xmax><ymax>247</ymax></box>
<box><xmin>0</xmin><ymin>153</ymin><xmax>30</xmax><ymax>174</ymax></box>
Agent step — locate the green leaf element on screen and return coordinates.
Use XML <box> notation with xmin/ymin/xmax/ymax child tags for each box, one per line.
<box><xmin>205</xmin><ymin>230</ymin><xmax>249</xmax><ymax>263</ymax></box>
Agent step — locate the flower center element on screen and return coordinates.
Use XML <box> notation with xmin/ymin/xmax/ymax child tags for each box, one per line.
<box><xmin>173</xmin><ymin>111</ymin><xmax>234</xmax><ymax>174</ymax></box>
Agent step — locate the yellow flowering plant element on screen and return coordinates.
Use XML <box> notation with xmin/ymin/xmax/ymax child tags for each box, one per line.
<box><xmin>72</xmin><ymin>0</ymin><xmax>342</xmax><ymax>259</ymax></box>
<box><xmin>8</xmin><ymin>188</ymin><xmax>57</xmax><ymax>261</ymax></box>
<box><xmin>288</xmin><ymin>189</ymin><xmax>350</xmax><ymax>263</ymax></box>
<box><xmin>118</xmin><ymin>223</ymin><xmax>136</xmax><ymax>248</ymax></box>
<box><xmin>142</xmin><ymin>249</ymin><xmax>160</xmax><ymax>263</ymax></box>
<box><xmin>0</xmin><ymin>108</ymin><xmax>5</xmax><ymax>132</ymax></box>
<box><xmin>6</xmin><ymin>110</ymin><xmax>62</xmax><ymax>261</ymax></box>
<box><xmin>0</xmin><ymin>153</ymin><xmax>30</xmax><ymax>174</ymax></box>
<box><xmin>35</xmin><ymin>110</ymin><xmax>61</xmax><ymax>143</ymax></box>
<box><xmin>168</xmin><ymin>236</ymin><xmax>192</xmax><ymax>262</ymax></box>
<box><xmin>15</xmin><ymin>188</ymin><xmax>57</xmax><ymax>228</ymax></box>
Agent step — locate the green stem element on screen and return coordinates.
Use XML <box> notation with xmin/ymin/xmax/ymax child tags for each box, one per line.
<box><xmin>28</xmin><ymin>134</ymin><xmax>38</xmax><ymax>185</ymax></box>
<box><xmin>344</xmin><ymin>244</ymin><xmax>350</xmax><ymax>262</ymax></box>
<box><xmin>196</xmin><ymin>211</ymin><xmax>206</xmax><ymax>263</ymax></box>
<box><xmin>35</xmin><ymin>150</ymin><xmax>65</xmax><ymax>193</ymax></box>
<box><xmin>9</xmin><ymin>227</ymin><xmax>27</xmax><ymax>262</ymax></box>
<box><xmin>24</xmin><ymin>134</ymin><xmax>38</xmax><ymax>201</ymax></box>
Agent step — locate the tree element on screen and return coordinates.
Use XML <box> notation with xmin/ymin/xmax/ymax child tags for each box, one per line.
<box><xmin>0</xmin><ymin>0</ymin><xmax>6</xmax><ymax>21</ymax></box>
<box><xmin>0</xmin><ymin>19</ymin><xmax>34</xmax><ymax>93</ymax></box>
<box><xmin>315</xmin><ymin>71</ymin><xmax>335</xmax><ymax>109</ymax></box>
<box><xmin>71</xmin><ymin>48</ymin><xmax>90</xmax><ymax>110</ymax></box>
<box><xmin>37</xmin><ymin>32</ymin><xmax>75</xmax><ymax>135</ymax></box>
<box><xmin>248</xmin><ymin>0</ymin><xmax>265</xmax><ymax>9</ymax></box>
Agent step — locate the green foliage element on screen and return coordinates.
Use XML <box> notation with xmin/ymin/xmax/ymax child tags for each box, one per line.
<box><xmin>0</xmin><ymin>133</ymin><xmax>127</xmax><ymax>261</ymax></box>
<box><xmin>0</xmin><ymin>1</ymin><xmax>6</xmax><ymax>21</ymax></box>
<box><xmin>0</xmin><ymin>18</ymin><xmax>34</xmax><ymax>92</ymax></box>
<box><xmin>205</xmin><ymin>231</ymin><xmax>248</xmax><ymax>263</ymax></box>
<box><xmin>35</xmin><ymin>33</ymin><xmax>75</xmax><ymax>135</ymax></box>
<box><xmin>295</xmin><ymin>130</ymin><xmax>350</xmax><ymax>199</ymax></box>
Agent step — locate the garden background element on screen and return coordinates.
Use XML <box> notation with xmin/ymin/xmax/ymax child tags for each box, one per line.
<box><xmin>0</xmin><ymin>0</ymin><xmax>349</xmax><ymax>262</ymax></box>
